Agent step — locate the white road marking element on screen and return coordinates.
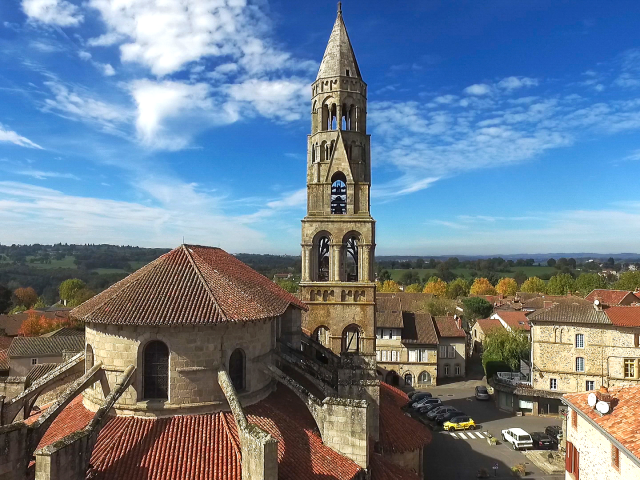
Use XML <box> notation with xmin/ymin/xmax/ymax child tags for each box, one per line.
<box><xmin>449</xmin><ymin>432</ymin><xmax>457</xmax><ymax>438</ymax></box>
<box><xmin>458</xmin><ymin>432</ymin><xmax>467</xmax><ymax>439</ymax></box>
<box><xmin>466</xmin><ymin>432</ymin><xmax>476</xmax><ymax>439</ymax></box>
<box><xmin>474</xmin><ymin>432</ymin><xmax>485</xmax><ymax>439</ymax></box>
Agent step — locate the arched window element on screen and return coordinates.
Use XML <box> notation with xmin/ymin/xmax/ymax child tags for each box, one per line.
<box><xmin>85</xmin><ymin>344</ymin><xmax>94</xmax><ymax>372</ymax></box>
<box><xmin>331</xmin><ymin>172</ymin><xmax>347</xmax><ymax>214</ymax></box>
<box><xmin>330</xmin><ymin>104</ymin><xmax>337</xmax><ymax>130</ymax></box>
<box><xmin>418</xmin><ymin>371</ymin><xmax>431</xmax><ymax>385</ymax></box>
<box><xmin>313</xmin><ymin>326</ymin><xmax>330</xmax><ymax>347</ymax></box>
<box><xmin>345</xmin><ymin>235</ymin><xmax>358</xmax><ymax>282</ymax></box>
<box><xmin>229</xmin><ymin>348</ymin><xmax>245</xmax><ymax>392</ymax></box>
<box><xmin>342</xmin><ymin>324</ymin><xmax>361</xmax><ymax>353</ymax></box>
<box><xmin>317</xmin><ymin>236</ymin><xmax>330</xmax><ymax>281</ymax></box>
<box><xmin>143</xmin><ymin>341</ymin><xmax>169</xmax><ymax>400</ymax></box>
<box><xmin>404</xmin><ymin>373</ymin><xmax>413</xmax><ymax>386</ymax></box>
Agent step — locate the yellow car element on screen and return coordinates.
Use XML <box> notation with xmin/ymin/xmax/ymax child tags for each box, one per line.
<box><xmin>443</xmin><ymin>416</ymin><xmax>476</xmax><ymax>431</ymax></box>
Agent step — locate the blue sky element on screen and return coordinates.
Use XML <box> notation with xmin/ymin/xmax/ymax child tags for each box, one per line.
<box><xmin>1</xmin><ymin>0</ymin><xmax>640</xmax><ymax>255</ymax></box>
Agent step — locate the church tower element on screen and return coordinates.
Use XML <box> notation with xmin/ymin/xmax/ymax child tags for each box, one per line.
<box><xmin>300</xmin><ymin>4</ymin><xmax>376</xmax><ymax>359</ymax></box>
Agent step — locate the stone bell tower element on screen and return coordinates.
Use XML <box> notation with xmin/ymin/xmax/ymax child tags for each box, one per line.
<box><xmin>300</xmin><ymin>3</ymin><xmax>376</xmax><ymax>359</ymax></box>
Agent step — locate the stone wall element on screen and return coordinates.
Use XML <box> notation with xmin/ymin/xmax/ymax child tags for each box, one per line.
<box><xmin>532</xmin><ymin>323</ymin><xmax>640</xmax><ymax>393</ymax></box>
<box><xmin>566</xmin><ymin>406</ymin><xmax>639</xmax><ymax>480</ymax></box>
<box><xmin>0</xmin><ymin>423</ymin><xmax>28</xmax><ymax>480</ymax></box>
<box><xmin>0</xmin><ymin>378</ymin><xmax>25</xmax><ymax>402</ymax></box>
<box><xmin>84</xmin><ymin>319</ymin><xmax>276</xmax><ymax>416</ymax></box>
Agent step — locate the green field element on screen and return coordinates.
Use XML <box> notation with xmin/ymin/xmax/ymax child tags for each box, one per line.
<box><xmin>23</xmin><ymin>256</ymin><xmax>78</xmax><ymax>269</ymax></box>
<box><xmin>387</xmin><ymin>266</ymin><xmax>557</xmax><ymax>283</ymax></box>
<box><xmin>0</xmin><ymin>255</ymin><xmax>136</xmax><ymax>275</ymax></box>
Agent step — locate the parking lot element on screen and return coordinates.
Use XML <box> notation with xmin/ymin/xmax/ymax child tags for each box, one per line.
<box><xmin>414</xmin><ymin>382</ymin><xmax>564</xmax><ymax>480</ymax></box>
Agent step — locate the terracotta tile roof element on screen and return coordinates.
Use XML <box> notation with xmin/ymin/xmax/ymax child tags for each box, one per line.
<box><xmin>522</xmin><ymin>295</ymin><xmax>587</xmax><ymax>311</ymax></box>
<box><xmin>370</xmin><ymin>452</ymin><xmax>421</xmax><ymax>480</ymax></box>
<box><xmin>0</xmin><ymin>335</ymin><xmax>12</xmax><ymax>371</ymax></box>
<box><xmin>378</xmin><ymin>382</ymin><xmax>432</xmax><ymax>454</ymax></box>
<box><xmin>604</xmin><ymin>306</ymin><xmax>640</xmax><ymax>327</ymax></box>
<box><xmin>8</xmin><ymin>334</ymin><xmax>84</xmax><ymax>358</ymax></box>
<box><xmin>25</xmin><ymin>395</ymin><xmax>94</xmax><ymax>449</ymax></box>
<box><xmin>72</xmin><ymin>245</ymin><xmax>307</xmax><ymax>326</ymax></box>
<box><xmin>585</xmin><ymin>289</ymin><xmax>640</xmax><ymax>305</ymax></box>
<box><xmin>528</xmin><ymin>302</ymin><xmax>611</xmax><ymax>325</ymax></box>
<box><xmin>493</xmin><ymin>311</ymin><xmax>531</xmax><ymax>331</ymax></box>
<box><xmin>376</xmin><ymin>296</ymin><xmax>403</xmax><ymax>328</ymax></box>
<box><xmin>474</xmin><ymin>318</ymin><xmax>503</xmax><ymax>334</ymax></box>
<box><xmin>376</xmin><ymin>292</ymin><xmax>434</xmax><ymax>314</ymax></box>
<box><xmin>564</xmin><ymin>385</ymin><xmax>640</xmax><ymax>462</ymax></box>
<box><xmin>433</xmin><ymin>316</ymin><xmax>466</xmax><ymax>338</ymax></box>
<box><xmin>401</xmin><ymin>312</ymin><xmax>438</xmax><ymax>345</ymax></box>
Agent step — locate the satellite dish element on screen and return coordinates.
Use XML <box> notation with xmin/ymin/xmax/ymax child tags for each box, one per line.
<box><xmin>588</xmin><ymin>393</ymin><xmax>597</xmax><ymax>407</ymax></box>
<box><xmin>594</xmin><ymin>299</ymin><xmax>600</xmax><ymax>306</ymax></box>
<box><xmin>596</xmin><ymin>401</ymin><xmax>610</xmax><ymax>414</ymax></box>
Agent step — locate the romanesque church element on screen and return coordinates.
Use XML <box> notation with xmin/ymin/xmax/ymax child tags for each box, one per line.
<box><xmin>0</xmin><ymin>7</ymin><xmax>431</xmax><ymax>480</ymax></box>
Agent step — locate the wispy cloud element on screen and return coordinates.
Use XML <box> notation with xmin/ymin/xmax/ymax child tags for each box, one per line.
<box><xmin>0</xmin><ymin>125</ymin><xmax>43</xmax><ymax>149</ymax></box>
<box><xmin>15</xmin><ymin>169</ymin><xmax>79</xmax><ymax>180</ymax></box>
<box><xmin>22</xmin><ymin>0</ymin><xmax>84</xmax><ymax>27</ymax></box>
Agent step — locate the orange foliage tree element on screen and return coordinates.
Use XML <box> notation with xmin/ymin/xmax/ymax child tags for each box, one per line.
<box><xmin>13</xmin><ymin>287</ymin><xmax>38</xmax><ymax>308</ymax></box>
<box><xmin>423</xmin><ymin>277</ymin><xmax>447</xmax><ymax>296</ymax></box>
<box><xmin>18</xmin><ymin>311</ymin><xmax>79</xmax><ymax>337</ymax></box>
<box><xmin>377</xmin><ymin>280</ymin><xmax>401</xmax><ymax>293</ymax></box>
<box><xmin>470</xmin><ymin>277</ymin><xmax>497</xmax><ymax>296</ymax></box>
<box><xmin>496</xmin><ymin>277</ymin><xmax>518</xmax><ymax>296</ymax></box>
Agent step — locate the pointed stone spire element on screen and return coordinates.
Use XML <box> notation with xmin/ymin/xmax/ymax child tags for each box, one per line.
<box><xmin>316</xmin><ymin>6</ymin><xmax>362</xmax><ymax>80</ymax></box>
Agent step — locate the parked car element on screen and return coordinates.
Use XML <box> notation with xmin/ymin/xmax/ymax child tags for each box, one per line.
<box><xmin>545</xmin><ymin>425</ymin><xmax>563</xmax><ymax>447</ymax></box>
<box><xmin>418</xmin><ymin>399</ymin><xmax>443</xmax><ymax>413</ymax></box>
<box><xmin>475</xmin><ymin>385</ymin><xmax>490</xmax><ymax>400</ymax></box>
<box><xmin>408</xmin><ymin>391</ymin><xmax>431</xmax><ymax>400</ymax></box>
<box><xmin>419</xmin><ymin>402</ymin><xmax>445</xmax><ymax>414</ymax></box>
<box><xmin>530</xmin><ymin>432</ymin><xmax>554</xmax><ymax>450</ymax></box>
<box><xmin>443</xmin><ymin>416</ymin><xmax>475</xmax><ymax>431</ymax></box>
<box><xmin>501</xmin><ymin>428</ymin><xmax>533</xmax><ymax>451</ymax></box>
<box><xmin>412</xmin><ymin>396</ymin><xmax>438</xmax><ymax>409</ymax></box>
<box><xmin>413</xmin><ymin>398</ymin><xmax>441</xmax><ymax>411</ymax></box>
<box><xmin>436</xmin><ymin>410</ymin><xmax>465</xmax><ymax>425</ymax></box>
<box><xmin>426</xmin><ymin>405</ymin><xmax>457</xmax><ymax>419</ymax></box>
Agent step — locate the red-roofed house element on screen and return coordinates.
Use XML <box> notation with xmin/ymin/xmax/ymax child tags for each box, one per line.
<box><xmin>434</xmin><ymin>316</ymin><xmax>467</xmax><ymax>380</ymax></box>
<box><xmin>585</xmin><ymin>289</ymin><xmax>640</xmax><ymax>306</ymax></box>
<box><xmin>491</xmin><ymin>311</ymin><xmax>531</xmax><ymax>338</ymax></box>
<box><xmin>563</xmin><ymin>385</ymin><xmax>640</xmax><ymax>480</ymax></box>
<box><xmin>470</xmin><ymin>318</ymin><xmax>504</xmax><ymax>353</ymax></box>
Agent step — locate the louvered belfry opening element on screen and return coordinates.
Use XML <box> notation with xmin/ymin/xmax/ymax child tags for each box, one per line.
<box><xmin>143</xmin><ymin>341</ymin><xmax>169</xmax><ymax>400</ymax></box>
<box><xmin>229</xmin><ymin>348</ymin><xmax>245</xmax><ymax>391</ymax></box>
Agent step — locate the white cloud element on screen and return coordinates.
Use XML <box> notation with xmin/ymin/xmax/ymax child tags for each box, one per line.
<box><xmin>129</xmin><ymin>79</ymin><xmax>226</xmax><ymax>150</ymax></box>
<box><xmin>22</xmin><ymin>0</ymin><xmax>83</xmax><ymax>27</ymax></box>
<box><xmin>15</xmin><ymin>169</ymin><xmax>79</xmax><ymax>180</ymax></box>
<box><xmin>266</xmin><ymin>188</ymin><xmax>306</xmax><ymax>209</ymax></box>
<box><xmin>101</xmin><ymin>63</ymin><xmax>115</xmax><ymax>76</ymax></box>
<box><xmin>0</xmin><ymin>125</ymin><xmax>43</xmax><ymax>149</ymax></box>
<box><xmin>463</xmin><ymin>84</ymin><xmax>492</xmax><ymax>96</ymax></box>
<box><xmin>0</xmin><ymin>180</ymin><xmax>270</xmax><ymax>251</ymax></box>
<box><xmin>497</xmin><ymin>76</ymin><xmax>539</xmax><ymax>91</ymax></box>
<box><xmin>87</xmin><ymin>0</ymin><xmax>313</xmax><ymax>77</ymax></box>
<box><xmin>87</xmin><ymin>31</ymin><xmax>125</xmax><ymax>47</ymax></box>
<box><xmin>624</xmin><ymin>149</ymin><xmax>640</xmax><ymax>161</ymax></box>
<box><xmin>42</xmin><ymin>81</ymin><xmax>129</xmax><ymax>131</ymax></box>
<box><xmin>226</xmin><ymin>79</ymin><xmax>308</xmax><ymax>122</ymax></box>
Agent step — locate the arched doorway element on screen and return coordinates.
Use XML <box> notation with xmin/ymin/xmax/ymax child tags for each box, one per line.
<box><xmin>404</xmin><ymin>372</ymin><xmax>413</xmax><ymax>386</ymax></box>
<box><xmin>342</xmin><ymin>324</ymin><xmax>361</xmax><ymax>353</ymax></box>
<box><xmin>418</xmin><ymin>371</ymin><xmax>432</xmax><ymax>386</ymax></box>
<box><xmin>386</xmin><ymin>370</ymin><xmax>400</xmax><ymax>386</ymax></box>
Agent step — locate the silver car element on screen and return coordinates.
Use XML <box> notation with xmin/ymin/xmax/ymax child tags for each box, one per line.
<box><xmin>475</xmin><ymin>385</ymin><xmax>490</xmax><ymax>400</ymax></box>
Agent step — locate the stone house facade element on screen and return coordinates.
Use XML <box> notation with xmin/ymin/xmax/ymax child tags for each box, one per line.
<box><xmin>563</xmin><ymin>386</ymin><xmax>640</xmax><ymax>480</ymax></box>
<box><xmin>529</xmin><ymin>302</ymin><xmax>640</xmax><ymax>396</ymax></box>
<box><xmin>434</xmin><ymin>316</ymin><xmax>467</xmax><ymax>379</ymax></box>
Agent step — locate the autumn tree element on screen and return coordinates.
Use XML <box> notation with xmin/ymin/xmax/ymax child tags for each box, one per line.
<box><xmin>377</xmin><ymin>280</ymin><xmax>401</xmax><ymax>293</ymax></box>
<box><xmin>59</xmin><ymin>279</ymin><xmax>86</xmax><ymax>305</ymax></box>
<box><xmin>13</xmin><ymin>287</ymin><xmax>38</xmax><ymax>308</ymax></box>
<box><xmin>424</xmin><ymin>298</ymin><xmax>457</xmax><ymax>317</ymax></box>
<box><xmin>423</xmin><ymin>276</ymin><xmax>447</xmax><ymax>296</ymax></box>
<box><xmin>520</xmin><ymin>276</ymin><xmax>546</xmax><ymax>293</ymax></box>
<box><xmin>575</xmin><ymin>273</ymin><xmax>608</xmax><ymax>297</ymax></box>
<box><xmin>446</xmin><ymin>278</ymin><xmax>470</xmax><ymax>299</ymax></box>
<box><xmin>546</xmin><ymin>273</ymin><xmax>576</xmax><ymax>295</ymax></box>
<box><xmin>496</xmin><ymin>277</ymin><xmax>518</xmax><ymax>296</ymax></box>
<box><xmin>470</xmin><ymin>277</ymin><xmax>497</xmax><ymax>296</ymax></box>
<box><xmin>404</xmin><ymin>283</ymin><xmax>423</xmax><ymax>293</ymax></box>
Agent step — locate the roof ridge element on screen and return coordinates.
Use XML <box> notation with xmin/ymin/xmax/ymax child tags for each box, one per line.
<box><xmin>181</xmin><ymin>245</ymin><xmax>228</xmax><ymax>321</ymax></box>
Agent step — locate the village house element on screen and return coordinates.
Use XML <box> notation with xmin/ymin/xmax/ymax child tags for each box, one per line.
<box><xmin>434</xmin><ymin>316</ymin><xmax>467</xmax><ymax>380</ymax></box>
<box><xmin>527</xmin><ymin>299</ymin><xmax>640</xmax><ymax>415</ymax></box>
<box><xmin>490</xmin><ymin>311</ymin><xmax>531</xmax><ymax>338</ymax></box>
<box><xmin>584</xmin><ymin>289</ymin><xmax>640</xmax><ymax>305</ymax></box>
<box><xmin>470</xmin><ymin>318</ymin><xmax>503</xmax><ymax>353</ymax></box>
<box><xmin>563</xmin><ymin>385</ymin><xmax>640</xmax><ymax>480</ymax></box>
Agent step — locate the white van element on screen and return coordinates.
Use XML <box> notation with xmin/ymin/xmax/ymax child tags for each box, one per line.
<box><xmin>501</xmin><ymin>428</ymin><xmax>533</xmax><ymax>450</ymax></box>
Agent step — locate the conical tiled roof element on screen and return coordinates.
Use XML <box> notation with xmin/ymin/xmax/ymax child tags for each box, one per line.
<box><xmin>71</xmin><ymin>245</ymin><xmax>306</xmax><ymax>326</ymax></box>
<box><xmin>316</xmin><ymin>9</ymin><xmax>361</xmax><ymax>80</ymax></box>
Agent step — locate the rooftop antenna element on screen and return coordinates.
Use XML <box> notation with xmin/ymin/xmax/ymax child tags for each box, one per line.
<box><xmin>182</xmin><ymin>236</ymin><xmax>185</xmax><ymax>245</ymax></box>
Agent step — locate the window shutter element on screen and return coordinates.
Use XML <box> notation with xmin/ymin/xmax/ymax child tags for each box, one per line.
<box><xmin>565</xmin><ymin>442</ymin><xmax>573</xmax><ymax>473</ymax></box>
<box><xmin>409</xmin><ymin>349</ymin><xmax>416</xmax><ymax>362</ymax></box>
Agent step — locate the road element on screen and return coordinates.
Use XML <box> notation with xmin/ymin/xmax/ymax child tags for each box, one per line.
<box><xmin>415</xmin><ymin>361</ymin><xmax>564</xmax><ymax>480</ymax></box>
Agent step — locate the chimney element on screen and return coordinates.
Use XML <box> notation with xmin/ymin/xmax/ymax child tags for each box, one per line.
<box><xmin>454</xmin><ymin>314</ymin><xmax>461</xmax><ymax>330</ymax></box>
<box><xmin>543</xmin><ymin>301</ymin><xmax>553</xmax><ymax>309</ymax></box>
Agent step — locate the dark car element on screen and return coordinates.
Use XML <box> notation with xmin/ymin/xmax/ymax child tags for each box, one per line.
<box><xmin>531</xmin><ymin>432</ymin><xmax>554</xmax><ymax>449</ymax></box>
<box><xmin>475</xmin><ymin>385</ymin><xmax>490</xmax><ymax>400</ymax></box>
<box><xmin>408</xmin><ymin>391</ymin><xmax>432</xmax><ymax>400</ymax></box>
<box><xmin>419</xmin><ymin>402</ymin><xmax>445</xmax><ymax>414</ymax></box>
<box><xmin>545</xmin><ymin>425</ymin><xmax>563</xmax><ymax>447</ymax></box>
<box><xmin>426</xmin><ymin>405</ymin><xmax>457</xmax><ymax>419</ymax></box>
<box><xmin>436</xmin><ymin>410</ymin><xmax>465</xmax><ymax>425</ymax></box>
<box><xmin>414</xmin><ymin>398</ymin><xmax>441</xmax><ymax>412</ymax></box>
